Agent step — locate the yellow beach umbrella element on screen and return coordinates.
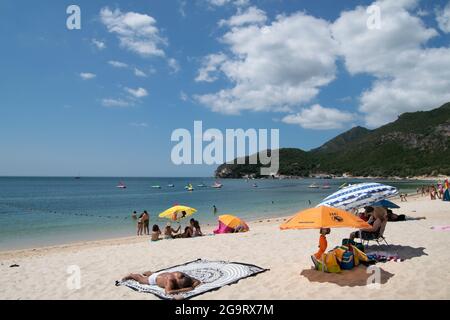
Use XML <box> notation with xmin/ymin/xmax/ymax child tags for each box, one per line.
<box><xmin>159</xmin><ymin>205</ymin><xmax>197</xmax><ymax>221</ymax></box>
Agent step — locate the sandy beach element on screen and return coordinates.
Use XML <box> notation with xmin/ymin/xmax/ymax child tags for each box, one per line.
<box><xmin>0</xmin><ymin>194</ymin><xmax>449</xmax><ymax>300</ymax></box>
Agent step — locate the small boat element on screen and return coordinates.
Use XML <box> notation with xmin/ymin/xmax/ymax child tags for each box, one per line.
<box><xmin>308</xmin><ymin>183</ymin><xmax>319</xmax><ymax>189</ymax></box>
<box><xmin>167</xmin><ymin>184</ymin><xmax>175</xmax><ymax>188</ymax></box>
<box><xmin>197</xmin><ymin>183</ymin><xmax>207</xmax><ymax>188</ymax></box>
<box><xmin>211</xmin><ymin>181</ymin><xmax>223</xmax><ymax>189</ymax></box>
<box><xmin>116</xmin><ymin>181</ymin><xmax>127</xmax><ymax>189</ymax></box>
<box><xmin>185</xmin><ymin>184</ymin><xmax>194</xmax><ymax>191</ymax></box>
<box><xmin>253</xmin><ymin>183</ymin><xmax>258</xmax><ymax>188</ymax></box>
<box><xmin>152</xmin><ymin>185</ymin><xmax>161</xmax><ymax>189</ymax></box>
<box><xmin>322</xmin><ymin>184</ymin><xmax>331</xmax><ymax>189</ymax></box>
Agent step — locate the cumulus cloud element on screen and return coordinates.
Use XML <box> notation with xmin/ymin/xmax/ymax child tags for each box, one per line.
<box><xmin>195</xmin><ymin>53</ymin><xmax>227</xmax><ymax>82</ymax></box>
<box><xmin>100</xmin><ymin>7</ymin><xmax>166</xmax><ymax>57</ymax></box>
<box><xmin>436</xmin><ymin>2</ymin><xmax>450</xmax><ymax>33</ymax></box>
<box><xmin>219</xmin><ymin>6</ymin><xmax>267</xmax><ymax>27</ymax></box>
<box><xmin>125</xmin><ymin>87</ymin><xmax>149</xmax><ymax>98</ymax></box>
<box><xmin>207</xmin><ymin>0</ymin><xmax>249</xmax><ymax>7</ymax></box>
<box><xmin>108</xmin><ymin>60</ymin><xmax>128</xmax><ymax>68</ymax></box>
<box><xmin>92</xmin><ymin>39</ymin><xmax>106</xmax><ymax>50</ymax></box>
<box><xmin>195</xmin><ymin>10</ymin><xmax>338</xmax><ymax>114</ymax></box>
<box><xmin>79</xmin><ymin>72</ymin><xmax>96</xmax><ymax>80</ymax></box>
<box><xmin>332</xmin><ymin>0</ymin><xmax>450</xmax><ymax>127</ymax></box>
<box><xmin>134</xmin><ymin>67</ymin><xmax>147</xmax><ymax>77</ymax></box>
<box><xmin>196</xmin><ymin>0</ymin><xmax>450</xmax><ymax>128</ymax></box>
<box><xmin>281</xmin><ymin>104</ymin><xmax>356</xmax><ymax>130</ymax></box>
<box><xmin>101</xmin><ymin>98</ymin><xmax>132</xmax><ymax>108</ymax></box>
<box><xmin>168</xmin><ymin>58</ymin><xmax>180</xmax><ymax>73</ymax></box>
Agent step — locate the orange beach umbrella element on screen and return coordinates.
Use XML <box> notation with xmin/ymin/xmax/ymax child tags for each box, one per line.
<box><xmin>280</xmin><ymin>206</ymin><xmax>370</xmax><ymax>230</ymax></box>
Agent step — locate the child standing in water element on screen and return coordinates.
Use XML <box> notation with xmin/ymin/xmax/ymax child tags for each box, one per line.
<box><xmin>314</xmin><ymin>228</ymin><xmax>330</xmax><ymax>259</ymax></box>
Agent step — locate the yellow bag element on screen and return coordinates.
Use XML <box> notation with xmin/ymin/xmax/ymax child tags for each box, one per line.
<box><xmin>352</xmin><ymin>246</ymin><xmax>369</xmax><ymax>263</ymax></box>
<box><xmin>312</xmin><ymin>252</ymin><xmax>341</xmax><ymax>273</ymax></box>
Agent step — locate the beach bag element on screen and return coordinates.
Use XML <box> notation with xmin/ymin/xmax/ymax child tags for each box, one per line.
<box><xmin>333</xmin><ymin>246</ymin><xmax>347</xmax><ymax>263</ymax></box>
<box><xmin>352</xmin><ymin>246</ymin><xmax>369</xmax><ymax>263</ymax></box>
<box><xmin>340</xmin><ymin>251</ymin><xmax>355</xmax><ymax>270</ymax></box>
<box><xmin>311</xmin><ymin>252</ymin><xmax>341</xmax><ymax>273</ymax></box>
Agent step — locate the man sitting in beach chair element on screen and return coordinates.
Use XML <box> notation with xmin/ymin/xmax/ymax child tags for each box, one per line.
<box><xmin>121</xmin><ymin>271</ymin><xmax>201</xmax><ymax>295</ymax></box>
<box><xmin>349</xmin><ymin>207</ymin><xmax>389</xmax><ymax>246</ymax></box>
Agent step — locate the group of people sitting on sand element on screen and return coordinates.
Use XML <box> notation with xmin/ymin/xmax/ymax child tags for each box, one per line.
<box><xmin>151</xmin><ymin>218</ymin><xmax>203</xmax><ymax>241</ymax></box>
<box><xmin>132</xmin><ymin>210</ymin><xmax>203</xmax><ymax>240</ymax></box>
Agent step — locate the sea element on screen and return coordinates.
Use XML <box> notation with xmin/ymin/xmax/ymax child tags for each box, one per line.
<box><xmin>0</xmin><ymin>177</ymin><xmax>430</xmax><ymax>250</ymax></box>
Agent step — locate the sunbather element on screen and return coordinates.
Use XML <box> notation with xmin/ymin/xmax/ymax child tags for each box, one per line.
<box><xmin>164</xmin><ymin>223</ymin><xmax>181</xmax><ymax>239</ymax></box>
<box><xmin>350</xmin><ymin>207</ymin><xmax>386</xmax><ymax>240</ymax></box>
<box><xmin>151</xmin><ymin>225</ymin><xmax>162</xmax><ymax>241</ymax></box>
<box><xmin>121</xmin><ymin>271</ymin><xmax>201</xmax><ymax>295</ymax></box>
<box><xmin>387</xmin><ymin>209</ymin><xmax>426</xmax><ymax>222</ymax></box>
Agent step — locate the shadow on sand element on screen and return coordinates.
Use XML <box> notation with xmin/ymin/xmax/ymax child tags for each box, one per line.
<box><xmin>365</xmin><ymin>244</ymin><xmax>428</xmax><ymax>260</ymax></box>
<box><xmin>300</xmin><ymin>265</ymin><xmax>394</xmax><ymax>287</ymax></box>
<box><xmin>300</xmin><ymin>245</ymin><xmax>427</xmax><ymax>287</ymax></box>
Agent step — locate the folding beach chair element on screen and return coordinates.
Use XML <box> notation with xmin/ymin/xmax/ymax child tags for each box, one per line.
<box><xmin>363</xmin><ymin>220</ymin><xmax>389</xmax><ymax>246</ymax></box>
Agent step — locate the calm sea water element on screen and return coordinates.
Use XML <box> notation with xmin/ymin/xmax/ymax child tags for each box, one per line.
<box><xmin>0</xmin><ymin>177</ymin><xmax>427</xmax><ymax>250</ymax></box>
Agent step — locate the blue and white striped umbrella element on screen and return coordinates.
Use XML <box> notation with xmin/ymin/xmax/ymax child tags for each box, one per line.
<box><xmin>317</xmin><ymin>182</ymin><xmax>398</xmax><ymax>211</ymax></box>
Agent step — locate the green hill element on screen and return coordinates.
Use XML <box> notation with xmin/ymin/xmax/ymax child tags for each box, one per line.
<box><xmin>215</xmin><ymin>102</ymin><xmax>450</xmax><ymax>178</ymax></box>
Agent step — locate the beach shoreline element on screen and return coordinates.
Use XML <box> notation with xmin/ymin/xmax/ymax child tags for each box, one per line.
<box><xmin>0</xmin><ymin>192</ymin><xmax>422</xmax><ymax>258</ymax></box>
<box><xmin>1</xmin><ymin>194</ymin><xmax>449</xmax><ymax>300</ymax></box>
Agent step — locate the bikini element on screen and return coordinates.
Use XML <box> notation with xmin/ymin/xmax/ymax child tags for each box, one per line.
<box><xmin>148</xmin><ymin>272</ymin><xmax>160</xmax><ymax>286</ymax></box>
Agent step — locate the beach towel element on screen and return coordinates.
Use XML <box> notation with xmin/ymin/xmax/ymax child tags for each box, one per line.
<box><xmin>431</xmin><ymin>225</ymin><xmax>450</xmax><ymax>231</ymax></box>
<box><xmin>115</xmin><ymin>259</ymin><xmax>268</xmax><ymax>300</ymax></box>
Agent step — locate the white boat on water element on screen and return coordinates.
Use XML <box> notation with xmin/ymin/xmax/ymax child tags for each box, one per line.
<box><xmin>322</xmin><ymin>184</ymin><xmax>331</xmax><ymax>189</ymax></box>
<box><xmin>167</xmin><ymin>184</ymin><xmax>175</xmax><ymax>188</ymax></box>
<box><xmin>116</xmin><ymin>181</ymin><xmax>127</xmax><ymax>189</ymax></box>
<box><xmin>152</xmin><ymin>185</ymin><xmax>161</xmax><ymax>189</ymax></box>
<box><xmin>308</xmin><ymin>183</ymin><xmax>319</xmax><ymax>189</ymax></box>
<box><xmin>211</xmin><ymin>181</ymin><xmax>223</xmax><ymax>189</ymax></box>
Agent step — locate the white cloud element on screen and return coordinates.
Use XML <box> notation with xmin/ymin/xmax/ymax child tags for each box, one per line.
<box><xmin>125</xmin><ymin>87</ymin><xmax>149</xmax><ymax>98</ymax></box>
<box><xmin>180</xmin><ymin>91</ymin><xmax>189</xmax><ymax>101</ymax></box>
<box><xmin>79</xmin><ymin>72</ymin><xmax>96</xmax><ymax>80</ymax></box>
<box><xmin>100</xmin><ymin>7</ymin><xmax>166</xmax><ymax>57</ymax></box>
<box><xmin>195</xmin><ymin>10</ymin><xmax>338</xmax><ymax>114</ymax></box>
<box><xmin>332</xmin><ymin>0</ymin><xmax>450</xmax><ymax>127</ymax></box>
<box><xmin>436</xmin><ymin>2</ymin><xmax>450</xmax><ymax>33</ymax></box>
<box><xmin>179</xmin><ymin>0</ymin><xmax>187</xmax><ymax>17</ymax></box>
<box><xmin>168</xmin><ymin>58</ymin><xmax>180</xmax><ymax>73</ymax></box>
<box><xmin>134</xmin><ymin>67</ymin><xmax>147</xmax><ymax>77</ymax></box>
<box><xmin>219</xmin><ymin>6</ymin><xmax>267</xmax><ymax>27</ymax></box>
<box><xmin>92</xmin><ymin>39</ymin><xmax>106</xmax><ymax>50</ymax></box>
<box><xmin>281</xmin><ymin>104</ymin><xmax>356</xmax><ymax>130</ymax></box>
<box><xmin>195</xmin><ymin>53</ymin><xmax>227</xmax><ymax>82</ymax></box>
<box><xmin>108</xmin><ymin>60</ymin><xmax>128</xmax><ymax>68</ymax></box>
<box><xmin>130</xmin><ymin>122</ymin><xmax>149</xmax><ymax>127</ymax></box>
<box><xmin>207</xmin><ymin>0</ymin><xmax>249</xmax><ymax>7</ymax></box>
<box><xmin>101</xmin><ymin>98</ymin><xmax>132</xmax><ymax>108</ymax></box>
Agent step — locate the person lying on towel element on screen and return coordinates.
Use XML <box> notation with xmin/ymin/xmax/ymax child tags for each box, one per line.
<box><xmin>122</xmin><ymin>271</ymin><xmax>201</xmax><ymax>295</ymax></box>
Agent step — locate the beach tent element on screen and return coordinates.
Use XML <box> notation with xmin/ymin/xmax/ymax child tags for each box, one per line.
<box><xmin>159</xmin><ymin>205</ymin><xmax>197</xmax><ymax>221</ymax></box>
<box><xmin>214</xmin><ymin>215</ymin><xmax>249</xmax><ymax>234</ymax></box>
<box><xmin>317</xmin><ymin>182</ymin><xmax>398</xmax><ymax>211</ymax></box>
<box><xmin>370</xmin><ymin>199</ymin><xmax>400</xmax><ymax>209</ymax></box>
<box><xmin>280</xmin><ymin>206</ymin><xmax>370</xmax><ymax>230</ymax></box>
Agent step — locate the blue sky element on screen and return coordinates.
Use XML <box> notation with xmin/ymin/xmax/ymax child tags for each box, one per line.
<box><xmin>0</xmin><ymin>0</ymin><xmax>449</xmax><ymax>177</ymax></box>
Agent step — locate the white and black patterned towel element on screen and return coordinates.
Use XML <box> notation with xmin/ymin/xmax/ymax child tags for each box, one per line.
<box><xmin>115</xmin><ymin>259</ymin><xmax>268</xmax><ymax>300</ymax></box>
